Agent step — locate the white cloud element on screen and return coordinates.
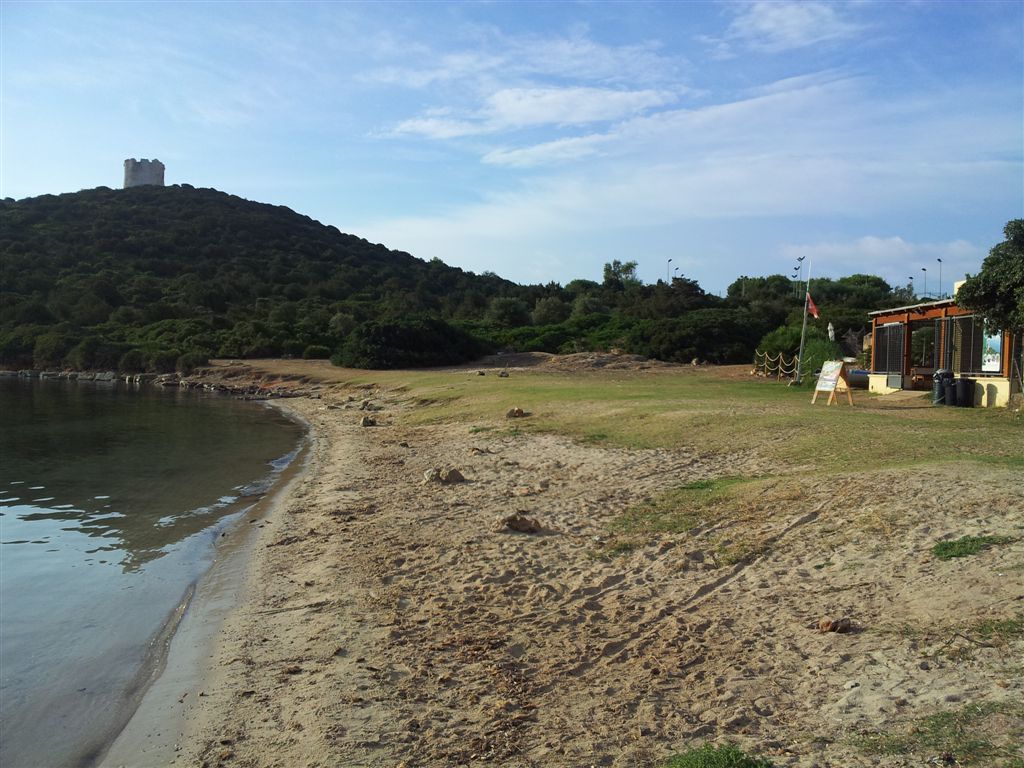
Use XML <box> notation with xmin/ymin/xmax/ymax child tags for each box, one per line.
<box><xmin>709</xmin><ymin>1</ymin><xmax>865</xmax><ymax>56</ymax></box>
<box><xmin>488</xmin><ymin>87</ymin><xmax>676</xmax><ymax>128</ymax></box>
<box><xmin>361</xmin><ymin>27</ymin><xmax>685</xmax><ymax>91</ymax></box>
<box><xmin>391</xmin><ymin>115</ymin><xmax>483</xmax><ymax>140</ymax></box>
<box><xmin>392</xmin><ymin>86</ymin><xmax>678</xmax><ymax>138</ymax></box>
<box><xmin>500</xmin><ymin>31</ymin><xmax>685</xmax><ymax>85</ymax></box>
<box><xmin>360</xmin><ymin>52</ymin><xmax>506</xmax><ymax>89</ymax></box>
<box><xmin>480</xmin><ymin>73</ymin><xmax>864</xmax><ymax>167</ymax></box>
<box><xmin>354</xmin><ymin>72</ymin><xmax>1014</xmax><ymax>283</ymax></box>
<box><xmin>483</xmin><ymin>134</ymin><xmax>610</xmax><ymax>167</ymax></box>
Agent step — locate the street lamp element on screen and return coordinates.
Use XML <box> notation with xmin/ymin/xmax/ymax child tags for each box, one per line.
<box><xmin>937</xmin><ymin>258</ymin><xmax>943</xmax><ymax>298</ymax></box>
<box><xmin>908</xmin><ymin>276</ymin><xmax>915</xmax><ymax>298</ymax></box>
<box><xmin>667</xmin><ymin>258</ymin><xmax>672</xmax><ymax>283</ymax></box>
<box><xmin>921</xmin><ymin>267</ymin><xmax>928</xmax><ymax>298</ymax></box>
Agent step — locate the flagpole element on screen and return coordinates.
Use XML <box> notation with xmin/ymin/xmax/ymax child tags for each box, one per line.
<box><xmin>794</xmin><ymin>255</ymin><xmax>813</xmax><ymax>384</ymax></box>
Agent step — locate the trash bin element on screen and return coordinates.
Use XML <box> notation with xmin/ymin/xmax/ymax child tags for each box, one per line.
<box><xmin>944</xmin><ymin>379</ymin><xmax>959</xmax><ymax>407</ymax></box>
<box><xmin>932</xmin><ymin>369</ymin><xmax>952</xmax><ymax>405</ymax></box>
<box><xmin>956</xmin><ymin>377</ymin><xmax>974</xmax><ymax>407</ymax></box>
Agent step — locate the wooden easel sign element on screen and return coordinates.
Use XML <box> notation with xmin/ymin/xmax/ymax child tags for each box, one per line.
<box><xmin>812</xmin><ymin>360</ymin><xmax>854</xmax><ymax>406</ymax></box>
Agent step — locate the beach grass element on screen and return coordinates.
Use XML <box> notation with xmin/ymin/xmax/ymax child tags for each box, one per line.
<box><xmin>329</xmin><ymin>367</ymin><xmax>1024</xmax><ymax>474</ymax></box>
<box><xmin>610</xmin><ymin>476</ymin><xmax>751</xmax><ymax>536</ymax></box>
<box><xmin>932</xmin><ymin>535</ymin><xmax>1017</xmax><ymax>561</ymax></box>
<box><xmin>850</xmin><ymin>701</ymin><xmax>1024</xmax><ymax>764</ymax></box>
<box><xmin>661</xmin><ymin>743</ymin><xmax>775</xmax><ymax>767</ymax></box>
<box><xmin>601</xmin><ymin>475</ymin><xmax>769</xmax><ymax>559</ymax></box>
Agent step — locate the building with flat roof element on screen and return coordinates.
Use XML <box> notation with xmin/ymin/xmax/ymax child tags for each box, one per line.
<box><xmin>868</xmin><ymin>293</ymin><xmax>1022</xmax><ymax>407</ymax></box>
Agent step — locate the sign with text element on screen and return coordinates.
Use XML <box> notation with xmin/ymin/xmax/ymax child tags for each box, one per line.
<box><xmin>812</xmin><ymin>360</ymin><xmax>854</xmax><ymax>405</ymax></box>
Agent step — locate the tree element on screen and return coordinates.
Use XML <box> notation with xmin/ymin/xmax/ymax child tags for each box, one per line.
<box><xmin>602</xmin><ymin>260</ymin><xmax>641</xmax><ymax>291</ymax></box>
<box><xmin>531</xmin><ymin>296</ymin><xmax>571</xmax><ymax>325</ymax></box>
<box><xmin>484</xmin><ymin>297</ymin><xmax>531</xmax><ymax>327</ymax></box>
<box><xmin>957</xmin><ymin>220</ymin><xmax>1024</xmax><ymax>331</ymax></box>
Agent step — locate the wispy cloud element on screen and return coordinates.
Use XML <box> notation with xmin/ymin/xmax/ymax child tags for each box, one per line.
<box><xmin>361</xmin><ymin>27</ymin><xmax>685</xmax><ymax>90</ymax></box>
<box><xmin>704</xmin><ymin>1</ymin><xmax>866</xmax><ymax>57</ymax></box>
<box><xmin>482</xmin><ymin>134</ymin><xmax>610</xmax><ymax>167</ymax></box>
<box><xmin>393</xmin><ymin>86</ymin><xmax>678</xmax><ymax>138</ymax></box>
<box><xmin>481</xmin><ymin>73</ymin><xmax>863</xmax><ymax>167</ymax></box>
<box><xmin>780</xmin><ymin>236</ymin><xmax>983</xmax><ymax>287</ymax></box>
<box><xmin>356</xmin><ymin>68</ymin><xmax>1017</xmax><ymax>284</ymax></box>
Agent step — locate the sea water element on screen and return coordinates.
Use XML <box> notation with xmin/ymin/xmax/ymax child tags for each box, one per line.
<box><xmin>0</xmin><ymin>377</ymin><xmax>303</xmax><ymax>767</ymax></box>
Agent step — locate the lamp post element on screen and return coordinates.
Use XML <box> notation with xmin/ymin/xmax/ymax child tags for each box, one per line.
<box><xmin>937</xmin><ymin>258</ymin><xmax>943</xmax><ymax>298</ymax></box>
<box><xmin>921</xmin><ymin>267</ymin><xmax>928</xmax><ymax>298</ymax></box>
<box><xmin>908</xmin><ymin>276</ymin><xmax>914</xmax><ymax>298</ymax></box>
<box><xmin>667</xmin><ymin>258</ymin><xmax>672</xmax><ymax>284</ymax></box>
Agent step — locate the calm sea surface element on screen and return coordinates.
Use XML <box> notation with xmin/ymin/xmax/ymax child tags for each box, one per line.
<box><xmin>0</xmin><ymin>378</ymin><xmax>303</xmax><ymax>768</ymax></box>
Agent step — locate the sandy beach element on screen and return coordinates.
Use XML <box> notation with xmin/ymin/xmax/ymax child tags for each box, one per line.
<box><xmin>103</xmin><ymin>359</ymin><xmax>1023</xmax><ymax>768</ymax></box>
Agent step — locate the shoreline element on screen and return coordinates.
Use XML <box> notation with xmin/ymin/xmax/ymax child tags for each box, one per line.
<box><xmin>97</xmin><ymin>401</ymin><xmax>313</xmax><ymax>768</ymax></box>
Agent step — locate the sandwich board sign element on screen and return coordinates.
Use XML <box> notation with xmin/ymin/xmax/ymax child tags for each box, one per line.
<box><xmin>812</xmin><ymin>360</ymin><xmax>854</xmax><ymax>406</ymax></box>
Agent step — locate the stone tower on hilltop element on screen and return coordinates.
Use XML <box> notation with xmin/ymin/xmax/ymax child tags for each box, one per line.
<box><xmin>123</xmin><ymin>158</ymin><xmax>165</xmax><ymax>188</ymax></box>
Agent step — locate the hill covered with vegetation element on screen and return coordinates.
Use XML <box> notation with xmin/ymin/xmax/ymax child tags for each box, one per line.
<box><xmin>0</xmin><ymin>185</ymin><xmax>910</xmax><ymax>372</ymax></box>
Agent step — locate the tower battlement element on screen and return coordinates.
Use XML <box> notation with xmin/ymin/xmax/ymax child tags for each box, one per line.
<box><xmin>123</xmin><ymin>158</ymin><xmax>165</xmax><ymax>188</ymax></box>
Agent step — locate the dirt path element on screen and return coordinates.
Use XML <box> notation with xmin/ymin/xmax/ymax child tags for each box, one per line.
<box><xmin>134</xmin><ymin>365</ymin><xmax>1022</xmax><ymax>768</ymax></box>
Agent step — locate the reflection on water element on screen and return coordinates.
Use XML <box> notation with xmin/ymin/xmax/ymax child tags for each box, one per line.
<box><xmin>0</xmin><ymin>377</ymin><xmax>303</xmax><ymax>767</ymax></box>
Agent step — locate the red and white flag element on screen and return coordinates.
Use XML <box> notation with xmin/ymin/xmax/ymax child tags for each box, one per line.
<box><xmin>806</xmin><ymin>292</ymin><xmax>820</xmax><ymax>319</ymax></box>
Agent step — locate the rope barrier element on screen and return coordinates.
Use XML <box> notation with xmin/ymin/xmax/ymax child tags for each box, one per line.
<box><xmin>751</xmin><ymin>350</ymin><xmax>813</xmax><ymax>380</ymax></box>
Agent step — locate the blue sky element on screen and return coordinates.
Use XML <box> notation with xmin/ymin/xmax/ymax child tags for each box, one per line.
<box><xmin>2</xmin><ymin>1</ymin><xmax>1021</xmax><ymax>295</ymax></box>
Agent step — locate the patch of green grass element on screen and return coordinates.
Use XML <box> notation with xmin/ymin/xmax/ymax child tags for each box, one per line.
<box><xmin>662</xmin><ymin>743</ymin><xmax>774</xmax><ymax>768</ymax></box>
<box><xmin>468</xmin><ymin>425</ymin><xmax>493</xmax><ymax>434</ymax></box>
<box><xmin>932</xmin><ymin>535</ymin><xmax>1016</xmax><ymax>561</ymax></box>
<box><xmin>301</xmin><ymin>365</ymin><xmax>1024</xmax><ymax>474</ymax></box>
<box><xmin>974</xmin><ymin>614</ymin><xmax>1024</xmax><ymax>642</ymax></box>
<box><xmin>611</xmin><ymin>476</ymin><xmax>751</xmax><ymax>537</ymax></box>
<box><xmin>850</xmin><ymin>701</ymin><xmax>1024</xmax><ymax>764</ymax></box>
<box><xmin>681</xmin><ymin>479</ymin><xmax>716</xmax><ymax>490</ymax></box>
<box><xmin>974</xmin><ymin>453</ymin><xmax>1024</xmax><ymax>469</ymax></box>
<box><xmin>412</xmin><ymin>370</ymin><xmax>1019</xmax><ymax>471</ymax></box>
<box><xmin>602</xmin><ymin>541</ymin><xmax>638</xmax><ymax>557</ymax></box>
<box><xmin>713</xmin><ymin>538</ymin><xmax>771</xmax><ymax>566</ymax></box>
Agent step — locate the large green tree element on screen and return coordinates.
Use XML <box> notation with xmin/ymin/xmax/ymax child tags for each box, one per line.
<box><xmin>958</xmin><ymin>220</ymin><xmax>1024</xmax><ymax>330</ymax></box>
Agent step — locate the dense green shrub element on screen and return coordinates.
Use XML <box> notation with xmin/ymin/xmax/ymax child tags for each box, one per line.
<box><xmin>531</xmin><ymin>296</ymin><xmax>571</xmax><ymax>325</ymax></box>
<box><xmin>485</xmin><ymin>297</ymin><xmax>531</xmax><ymax>327</ymax></box>
<box><xmin>144</xmin><ymin>348</ymin><xmax>179</xmax><ymax>374</ymax></box>
<box><xmin>663</xmin><ymin>743</ymin><xmax>774</xmax><ymax>767</ymax></box>
<box><xmin>33</xmin><ymin>331</ymin><xmax>77</xmax><ymax>369</ymax></box>
<box><xmin>333</xmin><ymin>318</ymin><xmax>488</xmax><ymax>369</ymax></box>
<box><xmin>302</xmin><ymin>345</ymin><xmax>331</xmax><ymax>359</ymax></box>
<box><xmin>175</xmin><ymin>352</ymin><xmax>209</xmax><ymax>375</ymax></box>
<box><xmin>756</xmin><ymin>325</ymin><xmax>803</xmax><ymax>357</ymax></box>
<box><xmin>118</xmin><ymin>349</ymin><xmax>145</xmax><ymax>373</ymax></box>
<box><xmin>0</xmin><ymin>326</ymin><xmax>41</xmax><ymax>367</ymax></box>
<box><xmin>801</xmin><ymin>338</ymin><xmax>844</xmax><ymax>382</ymax></box>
